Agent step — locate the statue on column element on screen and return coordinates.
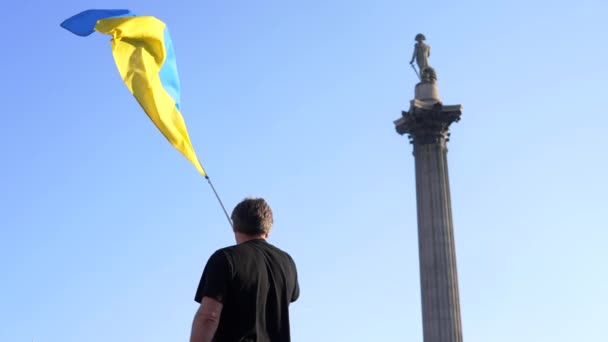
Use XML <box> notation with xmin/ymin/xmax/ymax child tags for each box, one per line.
<box><xmin>410</xmin><ymin>33</ymin><xmax>437</xmax><ymax>83</ymax></box>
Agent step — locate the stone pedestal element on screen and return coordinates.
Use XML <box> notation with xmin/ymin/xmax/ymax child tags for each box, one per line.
<box><xmin>414</xmin><ymin>82</ymin><xmax>441</xmax><ymax>103</ymax></box>
<box><xmin>394</xmin><ymin>81</ymin><xmax>463</xmax><ymax>342</ymax></box>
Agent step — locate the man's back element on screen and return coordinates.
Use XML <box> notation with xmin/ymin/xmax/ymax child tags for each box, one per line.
<box><xmin>195</xmin><ymin>239</ymin><xmax>299</xmax><ymax>342</ymax></box>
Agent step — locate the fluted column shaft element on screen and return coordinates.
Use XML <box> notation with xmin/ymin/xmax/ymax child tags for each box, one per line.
<box><xmin>414</xmin><ymin>141</ymin><xmax>462</xmax><ymax>342</ymax></box>
<box><xmin>395</xmin><ymin>104</ymin><xmax>463</xmax><ymax>342</ymax></box>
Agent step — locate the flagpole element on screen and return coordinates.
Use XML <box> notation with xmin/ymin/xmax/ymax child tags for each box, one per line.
<box><xmin>205</xmin><ymin>175</ymin><xmax>233</xmax><ymax>228</ymax></box>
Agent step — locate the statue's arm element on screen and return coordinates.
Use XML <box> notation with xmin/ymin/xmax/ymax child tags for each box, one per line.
<box><xmin>427</xmin><ymin>46</ymin><xmax>431</xmax><ymax>58</ymax></box>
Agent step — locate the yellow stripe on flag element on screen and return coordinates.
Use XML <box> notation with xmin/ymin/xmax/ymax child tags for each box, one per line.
<box><xmin>95</xmin><ymin>16</ymin><xmax>206</xmax><ymax>177</ymax></box>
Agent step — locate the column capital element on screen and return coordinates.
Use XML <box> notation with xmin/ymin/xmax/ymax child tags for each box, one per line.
<box><xmin>394</xmin><ymin>100</ymin><xmax>462</xmax><ymax>146</ymax></box>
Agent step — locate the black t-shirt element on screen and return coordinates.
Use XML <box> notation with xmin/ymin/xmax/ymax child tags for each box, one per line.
<box><xmin>195</xmin><ymin>239</ymin><xmax>299</xmax><ymax>342</ymax></box>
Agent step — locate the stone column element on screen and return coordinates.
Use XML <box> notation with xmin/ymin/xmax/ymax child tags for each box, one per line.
<box><xmin>394</xmin><ymin>81</ymin><xmax>463</xmax><ymax>342</ymax></box>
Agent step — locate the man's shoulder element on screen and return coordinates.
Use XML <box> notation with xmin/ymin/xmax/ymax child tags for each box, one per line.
<box><xmin>213</xmin><ymin>240</ymin><xmax>296</xmax><ymax>263</ymax></box>
<box><xmin>231</xmin><ymin>240</ymin><xmax>296</xmax><ymax>262</ymax></box>
<box><xmin>210</xmin><ymin>242</ymin><xmax>262</xmax><ymax>262</ymax></box>
<box><xmin>254</xmin><ymin>240</ymin><xmax>294</xmax><ymax>257</ymax></box>
<box><xmin>272</xmin><ymin>244</ymin><xmax>296</xmax><ymax>263</ymax></box>
<box><xmin>204</xmin><ymin>246</ymin><xmax>237</xmax><ymax>270</ymax></box>
<box><xmin>262</xmin><ymin>242</ymin><xmax>298</xmax><ymax>269</ymax></box>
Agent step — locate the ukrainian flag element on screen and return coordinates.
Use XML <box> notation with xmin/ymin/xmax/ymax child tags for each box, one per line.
<box><xmin>61</xmin><ymin>9</ymin><xmax>206</xmax><ymax>177</ymax></box>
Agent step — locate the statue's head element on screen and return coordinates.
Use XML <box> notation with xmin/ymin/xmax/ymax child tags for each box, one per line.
<box><xmin>415</xmin><ymin>33</ymin><xmax>426</xmax><ymax>42</ymax></box>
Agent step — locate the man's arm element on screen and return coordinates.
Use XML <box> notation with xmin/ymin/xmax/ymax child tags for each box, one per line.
<box><xmin>190</xmin><ymin>296</ymin><xmax>223</xmax><ymax>342</ymax></box>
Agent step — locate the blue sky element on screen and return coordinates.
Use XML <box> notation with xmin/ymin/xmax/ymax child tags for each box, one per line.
<box><xmin>1</xmin><ymin>0</ymin><xmax>607</xmax><ymax>341</ymax></box>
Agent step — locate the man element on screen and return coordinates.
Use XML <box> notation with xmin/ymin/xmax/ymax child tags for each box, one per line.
<box><xmin>190</xmin><ymin>198</ymin><xmax>300</xmax><ymax>342</ymax></box>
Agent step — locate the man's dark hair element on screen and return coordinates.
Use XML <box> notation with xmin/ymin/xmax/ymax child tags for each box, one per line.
<box><xmin>231</xmin><ymin>197</ymin><xmax>273</xmax><ymax>236</ymax></box>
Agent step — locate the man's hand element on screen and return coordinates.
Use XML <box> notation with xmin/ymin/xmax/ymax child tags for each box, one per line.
<box><xmin>190</xmin><ymin>297</ymin><xmax>224</xmax><ymax>342</ymax></box>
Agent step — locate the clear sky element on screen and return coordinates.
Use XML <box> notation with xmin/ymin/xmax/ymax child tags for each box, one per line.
<box><xmin>1</xmin><ymin>0</ymin><xmax>607</xmax><ymax>341</ymax></box>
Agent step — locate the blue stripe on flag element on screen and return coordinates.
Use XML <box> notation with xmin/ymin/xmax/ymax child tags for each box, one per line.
<box><xmin>60</xmin><ymin>9</ymin><xmax>135</xmax><ymax>36</ymax></box>
<box><xmin>158</xmin><ymin>27</ymin><xmax>182</xmax><ymax>110</ymax></box>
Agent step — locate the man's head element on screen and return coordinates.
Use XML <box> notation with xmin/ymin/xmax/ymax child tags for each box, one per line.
<box><xmin>231</xmin><ymin>197</ymin><xmax>273</xmax><ymax>238</ymax></box>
